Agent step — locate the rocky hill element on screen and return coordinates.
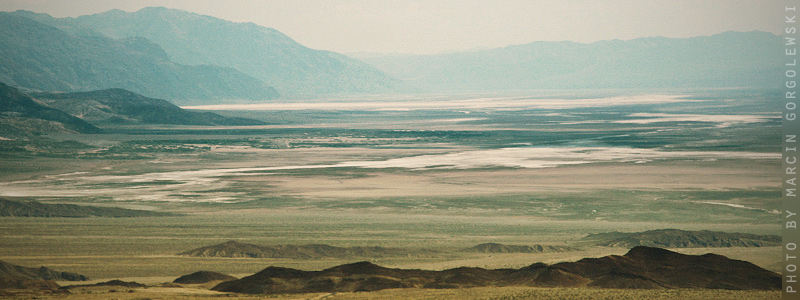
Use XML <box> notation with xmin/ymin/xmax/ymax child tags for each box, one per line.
<box><xmin>179</xmin><ymin>240</ymin><xmax>432</xmax><ymax>259</ymax></box>
<box><xmin>0</xmin><ymin>198</ymin><xmax>176</xmax><ymax>218</ymax></box>
<box><xmin>0</xmin><ymin>260</ymin><xmax>86</xmax><ymax>290</ymax></box>
<box><xmin>212</xmin><ymin>246</ymin><xmax>780</xmax><ymax>294</ymax></box>
<box><xmin>33</xmin><ymin>88</ymin><xmax>265</xmax><ymax>126</ymax></box>
<box><xmin>463</xmin><ymin>243</ymin><xmax>578</xmax><ymax>253</ymax></box>
<box><xmin>585</xmin><ymin>229</ymin><xmax>780</xmax><ymax>248</ymax></box>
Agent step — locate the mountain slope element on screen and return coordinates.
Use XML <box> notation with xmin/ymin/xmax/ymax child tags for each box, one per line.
<box><xmin>34</xmin><ymin>89</ymin><xmax>266</xmax><ymax>126</ymax></box>
<box><xmin>212</xmin><ymin>246</ymin><xmax>780</xmax><ymax>294</ymax></box>
<box><xmin>0</xmin><ymin>82</ymin><xmax>101</xmax><ymax>136</ymax></box>
<box><xmin>0</xmin><ymin>12</ymin><xmax>278</xmax><ymax>103</ymax></box>
<box><xmin>360</xmin><ymin>31</ymin><xmax>781</xmax><ymax>91</ymax></box>
<box><xmin>68</xmin><ymin>7</ymin><xmax>406</xmax><ymax>96</ymax></box>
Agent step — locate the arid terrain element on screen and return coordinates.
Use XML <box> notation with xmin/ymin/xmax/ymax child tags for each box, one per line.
<box><xmin>0</xmin><ymin>2</ymin><xmax>785</xmax><ymax>298</ymax></box>
<box><xmin>0</xmin><ymin>90</ymin><xmax>783</xmax><ymax>299</ymax></box>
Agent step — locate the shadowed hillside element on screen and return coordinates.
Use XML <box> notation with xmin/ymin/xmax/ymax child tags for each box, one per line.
<box><xmin>585</xmin><ymin>229</ymin><xmax>781</xmax><ymax>248</ymax></box>
<box><xmin>0</xmin><ymin>82</ymin><xmax>101</xmax><ymax>137</ymax></box>
<box><xmin>212</xmin><ymin>246</ymin><xmax>780</xmax><ymax>294</ymax></box>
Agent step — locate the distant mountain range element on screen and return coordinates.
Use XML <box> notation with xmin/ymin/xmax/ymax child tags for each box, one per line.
<box><xmin>0</xmin><ymin>12</ymin><xmax>278</xmax><ymax>104</ymax></box>
<box><xmin>7</xmin><ymin>8</ymin><xmax>407</xmax><ymax>99</ymax></box>
<box><xmin>212</xmin><ymin>246</ymin><xmax>780</xmax><ymax>294</ymax></box>
<box><xmin>0</xmin><ymin>7</ymin><xmax>782</xmax><ymax>105</ymax></box>
<box><xmin>179</xmin><ymin>241</ymin><xmax>581</xmax><ymax>259</ymax></box>
<box><xmin>359</xmin><ymin>31</ymin><xmax>781</xmax><ymax>92</ymax></box>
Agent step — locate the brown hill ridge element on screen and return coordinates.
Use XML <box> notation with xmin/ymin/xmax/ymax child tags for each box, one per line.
<box><xmin>178</xmin><ymin>240</ymin><xmax>435</xmax><ymax>259</ymax></box>
<box><xmin>211</xmin><ymin>246</ymin><xmax>780</xmax><ymax>294</ymax></box>
<box><xmin>463</xmin><ymin>243</ymin><xmax>578</xmax><ymax>253</ymax></box>
<box><xmin>0</xmin><ymin>260</ymin><xmax>87</xmax><ymax>290</ymax></box>
<box><xmin>585</xmin><ymin>229</ymin><xmax>780</xmax><ymax>248</ymax></box>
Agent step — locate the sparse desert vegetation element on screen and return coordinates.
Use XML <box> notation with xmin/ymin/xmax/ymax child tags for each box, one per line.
<box><xmin>0</xmin><ymin>90</ymin><xmax>782</xmax><ymax>298</ymax></box>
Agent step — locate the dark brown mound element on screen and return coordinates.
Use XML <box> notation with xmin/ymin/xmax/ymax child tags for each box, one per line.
<box><xmin>212</xmin><ymin>247</ymin><xmax>780</xmax><ymax>295</ymax></box>
<box><xmin>464</xmin><ymin>243</ymin><xmax>577</xmax><ymax>253</ymax></box>
<box><xmin>93</xmin><ymin>280</ymin><xmax>146</xmax><ymax>288</ymax></box>
<box><xmin>173</xmin><ymin>271</ymin><xmax>237</xmax><ymax>284</ymax></box>
<box><xmin>554</xmin><ymin>246</ymin><xmax>781</xmax><ymax>290</ymax></box>
<box><xmin>586</xmin><ymin>229</ymin><xmax>780</xmax><ymax>248</ymax></box>
<box><xmin>65</xmin><ymin>280</ymin><xmax>146</xmax><ymax>289</ymax></box>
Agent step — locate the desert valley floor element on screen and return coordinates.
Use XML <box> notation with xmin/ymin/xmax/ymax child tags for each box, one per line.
<box><xmin>0</xmin><ymin>90</ymin><xmax>784</xmax><ymax>299</ymax></box>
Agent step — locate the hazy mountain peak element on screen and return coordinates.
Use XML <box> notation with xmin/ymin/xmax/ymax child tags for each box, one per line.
<box><xmin>78</xmin><ymin>6</ymin><xmax>298</xmax><ymax>44</ymax></box>
<box><xmin>136</xmin><ymin>6</ymin><xmax>171</xmax><ymax>13</ymax></box>
<box><xmin>10</xmin><ymin>9</ymin><xmax>56</xmax><ymax>20</ymax></box>
<box><xmin>71</xmin><ymin>7</ymin><xmax>407</xmax><ymax>96</ymax></box>
<box><xmin>7</xmin><ymin>10</ymin><xmax>100</xmax><ymax>37</ymax></box>
<box><xmin>104</xmin><ymin>8</ymin><xmax>127</xmax><ymax>14</ymax></box>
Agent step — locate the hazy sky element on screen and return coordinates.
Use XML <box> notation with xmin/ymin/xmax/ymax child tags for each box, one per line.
<box><xmin>0</xmin><ymin>0</ymin><xmax>782</xmax><ymax>54</ymax></box>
